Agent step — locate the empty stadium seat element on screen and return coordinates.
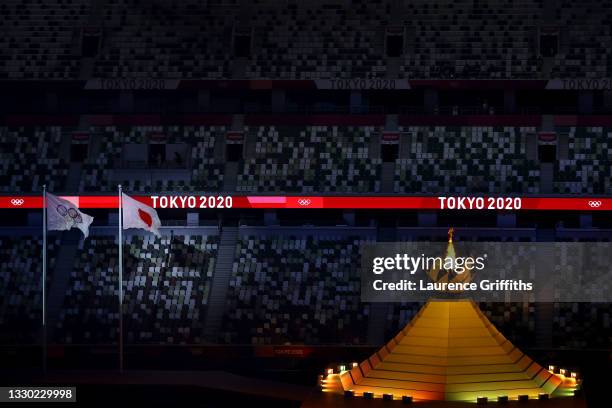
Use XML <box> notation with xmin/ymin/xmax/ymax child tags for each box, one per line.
<box><xmin>220</xmin><ymin>235</ymin><xmax>372</xmax><ymax>345</ymax></box>
<box><xmin>55</xmin><ymin>233</ymin><xmax>219</xmax><ymax>344</ymax></box>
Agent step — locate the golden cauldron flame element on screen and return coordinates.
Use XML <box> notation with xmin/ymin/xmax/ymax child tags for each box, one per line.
<box><xmin>426</xmin><ymin>228</ymin><xmax>473</xmax><ymax>292</ymax></box>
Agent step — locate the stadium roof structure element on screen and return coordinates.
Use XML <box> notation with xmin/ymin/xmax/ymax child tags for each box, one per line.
<box><xmin>324</xmin><ymin>299</ymin><xmax>579</xmax><ymax>402</ymax></box>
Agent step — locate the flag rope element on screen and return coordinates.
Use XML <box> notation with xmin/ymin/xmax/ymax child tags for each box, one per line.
<box><xmin>42</xmin><ymin>184</ymin><xmax>47</xmax><ymax>374</ymax></box>
<box><xmin>118</xmin><ymin>185</ymin><xmax>123</xmax><ymax>373</ymax></box>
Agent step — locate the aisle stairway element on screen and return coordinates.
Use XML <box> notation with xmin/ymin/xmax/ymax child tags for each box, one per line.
<box><xmin>535</xmin><ymin>228</ymin><xmax>555</xmax><ymax>348</ymax></box>
<box><xmin>203</xmin><ymin>226</ymin><xmax>238</xmax><ymax>341</ymax></box>
<box><xmin>46</xmin><ymin>230</ymin><xmax>80</xmax><ymax>341</ymax></box>
<box><xmin>367</xmin><ymin>225</ymin><xmax>396</xmax><ymax>345</ymax></box>
<box><xmin>65</xmin><ymin>163</ymin><xmax>82</xmax><ymax>192</ymax></box>
<box><xmin>367</xmin><ymin>303</ymin><xmax>390</xmax><ymax>346</ymax></box>
<box><xmin>380</xmin><ymin>163</ymin><xmax>395</xmax><ymax>193</ymax></box>
<box><xmin>222</xmin><ymin>162</ymin><xmax>238</xmax><ymax>192</ymax></box>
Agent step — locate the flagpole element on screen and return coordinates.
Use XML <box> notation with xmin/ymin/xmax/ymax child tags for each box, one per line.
<box><xmin>118</xmin><ymin>185</ymin><xmax>123</xmax><ymax>373</ymax></box>
<box><xmin>42</xmin><ymin>185</ymin><xmax>47</xmax><ymax>375</ymax></box>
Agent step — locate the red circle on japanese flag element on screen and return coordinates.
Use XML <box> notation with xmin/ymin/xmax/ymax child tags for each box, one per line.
<box><xmin>138</xmin><ymin>209</ymin><xmax>153</xmax><ymax>228</ymax></box>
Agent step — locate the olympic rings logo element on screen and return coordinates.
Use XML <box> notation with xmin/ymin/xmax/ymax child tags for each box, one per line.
<box><xmin>10</xmin><ymin>198</ymin><xmax>24</xmax><ymax>206</ymax></box>
<box><xmin>297</xmin><ymin>199</ymin><xmax>312</xmax><ymax>206</ymax></box>
<box><xmin>588</xmin><ymin>201</ymin><xmax>602</xmax><ymax>208</ymax></box>
<box><xmin>56</xmin><ymin>205</ymin><xmax>83</xmax><ymax>223</ymax></box>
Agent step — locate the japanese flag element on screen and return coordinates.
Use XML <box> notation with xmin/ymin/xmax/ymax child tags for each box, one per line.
<box><xmin>46</xmin><ymin>193</ymin><xmax>94</xmax><ymax>238</ymax></box>
<box><xmin>121</xmin><ymin>193</ymin><xmax>161</xmax><ymax>237</ymax></box>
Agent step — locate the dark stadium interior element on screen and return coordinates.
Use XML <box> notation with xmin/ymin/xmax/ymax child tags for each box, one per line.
<box><xmin>0</xmin><ymin>0</ymin><xmax>611</xmax><ymax>407</ymax></box>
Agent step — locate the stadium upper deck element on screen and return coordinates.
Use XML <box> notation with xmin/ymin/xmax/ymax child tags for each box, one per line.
<box><xmin>1</xmin><ymin>123</ymin><xmax>610</xmax><ymax>195</ymax></box>
<box><xmin>0</xmin><ymin>0</ymin><xmax>610</xmax><ymax>80</ymax></box>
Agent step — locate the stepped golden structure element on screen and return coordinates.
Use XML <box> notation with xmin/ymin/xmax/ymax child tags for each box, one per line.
<box><xmin>322</xmin><ymin>230</ymin><xmax>579</xmax><ymax>403</ymax></box>
<box><xmin>327</xmin><ymin>299</ymin><xmax>581</xmax><ymax>402</ymax></box>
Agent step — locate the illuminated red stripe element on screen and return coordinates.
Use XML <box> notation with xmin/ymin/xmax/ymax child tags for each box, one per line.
<box><xmin>0</xmin><ymin>195</ymin><xmax>609</xmax><ymax>211</ymax></box>
<box><xmin>246</xmin><ymin>196</ymin><xmax>287</xmax><ymax>208</ymax></box>
<box><xmin>0</xmin><ymin>196</ymin><xmax>42</xmax><ymax>208</ymax></box>
<box><xmin>79</xmin><ymin>196</ymin><xmax>120</xmax><ymax>208</ymax></box>
<box><xmin>323</xmin><ymin>197</ymin><xmax>436</xmax><ymax>209</ymax></box>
